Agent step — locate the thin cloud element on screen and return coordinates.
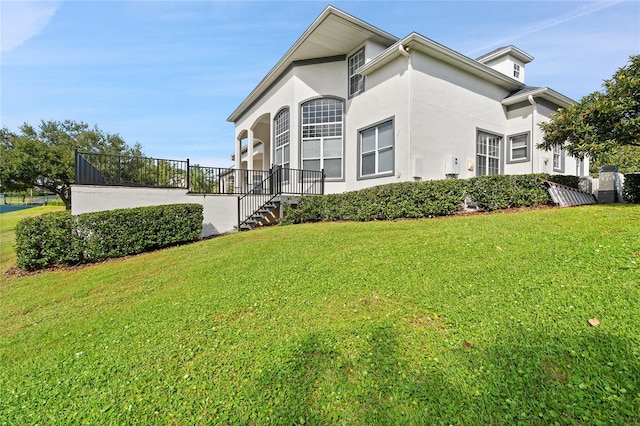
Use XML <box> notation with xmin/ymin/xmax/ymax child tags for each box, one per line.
<box><xmin>467</xmin><ymin>1</ymin><xmax>625</xmax><ymax>56</ymax></box>
<box><xmin>1</xmin><ymin>1</ymin><xmax>61</xmax><ymax>52</ymax></box>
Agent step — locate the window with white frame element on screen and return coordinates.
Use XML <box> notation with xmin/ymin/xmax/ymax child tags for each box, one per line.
<box><xmin>359</xmin><ymin>120</ymin><xmax>394</xmax><ymax>178</ymax></box>
<box><xmin>476</xmin><ymin>130</ymin><xmax>501</xmax><ymax>175</ymax></box>
<box><xmin>301</xmin><ymin>98</ymin><xmax>343</xmax><ymax>179</ymax></box>
<box><xmin>348</xmin><ymin>47</ymin><xmax>365</xmax><ymax>97</ymax></box>
<box><xmin>274</xmin><ymin>108</ymin><xmax>290</xmax><ymax>169</ymax></box>
<box><xmin>507</xmin><ymin>133</ymin><xmax>529</xmax><ymax>163</ymax></box>
<box><xmin>553</xmin><ymin>145</ymin><xmax>564</xmax><ymax>172</ymax></box>
<box><xmin>513</xmin><ymin>63</ymin><xmax>520</xmax><ymax>79</ymax></box>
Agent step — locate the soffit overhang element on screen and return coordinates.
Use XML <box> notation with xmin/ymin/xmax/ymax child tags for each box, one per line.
<box><xmin>476</xmin><ymin>45</ymin><xmax>534</xmax><ymax>64</ymax></box>
<box><xmin>501</xmin><ymin>87</ymin><xmax>574</xmax><ymax>109</ymax></box>
<box><xmin>227</xmin><ymin>6</ymin><xmax>398</xmax><ymax>123</ymax></box>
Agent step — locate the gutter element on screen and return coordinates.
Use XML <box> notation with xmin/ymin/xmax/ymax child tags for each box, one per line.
<box><xmin>528</xmin><ymin>94</ymin><xmax>537</xmax><ymax>174</ymax></box>
<box><xmin>358</xmin><ymin>33</ymin><xmax>524</xmax><ymax>92</ymax></box>
<box><xmin>502</xmin><ymin>87</ymin><xmax>574</xmax><ymax>109</ymax></box>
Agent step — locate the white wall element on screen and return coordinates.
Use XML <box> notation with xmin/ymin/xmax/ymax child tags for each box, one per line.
<box><xmin>234</xmin><ymin>60</ymin><xmax>348</xmax><ymax>172</ymax></box>
<box><xmin>232</xmin><ymin>42</ymin><xmax>586</xmax><ymax>196</ymax></box>
<box><xmin>71</xmin><ymin>185</ymin><xmax>239</xmax><ymax>237</ymax></box>
<box><xmin>482</xmin><ymin>55</ymin><xmax>526</xmax><ymax>83</ymax></box>
<box><xmin>337</xmin><ymin>54</ymin><xmax>411</xmax><ymax>193</ymax></box>
<box><xmin>408</xmin><ymin>50</ymin><xmax>511</xmax><ymax>181</ymax></box>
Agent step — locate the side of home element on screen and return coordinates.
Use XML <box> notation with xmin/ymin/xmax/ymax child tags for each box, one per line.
<box><xmin>228</xmin><ymin>6</ymin><xmax>586</xmax><ymax>195</ymax></box>
<box><xmin>72</xmin><ymin>6</ymin><xmax>591</xmax><ymax>237</ymax></box>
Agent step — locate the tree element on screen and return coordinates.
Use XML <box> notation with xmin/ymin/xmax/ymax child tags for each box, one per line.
<box><xmin>539</xmin><ymin>55</ymin><xmax>640</xmax><ymax>168</ymax></box>
<box><xmin>0</xmin><ymin>120</ymin><xmax>142</xmax><ymax>210</ymax></box>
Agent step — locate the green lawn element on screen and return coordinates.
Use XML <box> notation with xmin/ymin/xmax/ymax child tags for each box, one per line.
<box><xmin>1</xmin><ymin>205</ymin><xmax>639</xmax><ymax>424</ymax></box>
<box><xmin>0</xmin><ymin>205</ymin><xmax>65</xmax><ymax>274</ymax></box>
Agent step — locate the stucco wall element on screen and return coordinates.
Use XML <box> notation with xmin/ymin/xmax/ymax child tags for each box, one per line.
<box><xmin>408</xmin><ymin>51</ymin><xmax>511</xmax><ymax>180</ymax></box>
<box><xmin>336</xmin><ymin>54</ymin><xmax>411</xmax><ymax>193</ymax></box>
<box><xmin>232</xmin><ymin>44</ymin><xmax>587</xmax><ymax>195</ymax></box>
<box><xmin>71</xmin><ymin>185</ymin><xmax>239</xmax><ymax>237</ymax></box>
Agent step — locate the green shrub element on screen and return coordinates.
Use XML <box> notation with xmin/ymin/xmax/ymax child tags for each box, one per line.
<box><xmin>283</xmin><ymin>174</ymin><xmax>554</xmax><ymax>225</ymax></box>
<box><xmin>15</xmin><ymin>211</ymin><xmax>83</xmax><ymax>271</ymax></box>
<box><xmin>282</xmin><ymin>179</ymin><xmax>470</xmax><ymax>224</ymax></box>
<box><xmin>45</xmin><ymin>199</ymin><xmax>65</xmax><ymax>206</ymax></box>
<box><xmin>546</xmin><ymin>174</ymin><xmax>580</xmax><ymax>189</ymax></box>
<box><xmin>77</xmin><ymin>204</ymin><xmax>203</xmax><ymax>262</ymax></box>
<box><xmin>15</xmin><ymin>204</ymin><xmax>203</xmax><ymax>271</ymax></box>
<box><xmin>622</xmin><ymin>173</ymin><xmax>640</xmax><ymax>203</ymax></box>
<box><xmin>467</xmin><ymin>174</ymin><xmax>550</xmax><ymax>211</ymax></box>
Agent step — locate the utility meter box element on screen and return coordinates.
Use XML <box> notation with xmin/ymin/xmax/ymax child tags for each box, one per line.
<box><xmin>445</xmin><ymin>156</ymin><xmax>460</xmax><ymax>175</ymax></box>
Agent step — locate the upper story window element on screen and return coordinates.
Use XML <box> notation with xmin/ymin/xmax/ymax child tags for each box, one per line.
<box><xmin>477</xmin><ymin>130</ymin><xmax>501</xmax><ymax>176</ymax></box>
<box><xmin>513</xmin><ymin>63</ymin><xmax>521</xmax><ymax>79</ymax></box>
<box><xmin>359</xmin><ymin>120</ymin><xmax>394</xmax><ymax>178</ymax></box>
<box><xmin>274</xmin><ymin>108</ymin><xmax>290</xmax><ymax>169</ymax></box>
<box><xmin>348</xmin><ymin>47</ymin><xmax>365</xmax><ymax>97</ymax></box>
<box><xmin>507</xmin><ymin>133</ymin><xmax>529</xmax><ymax>163</ymax></box>
<box><xmin>301</xmin><ymin>98</ymin><xmax>344</xmax><ymax>179</ymax></box>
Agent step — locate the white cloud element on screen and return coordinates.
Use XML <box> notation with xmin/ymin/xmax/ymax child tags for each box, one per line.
<box><xmin>466</xmin><ymin>1</ymin><xmax>625</xmax><ymax>56</ymax></box>
<box><xmin>0</xmin><ymin>1</ymin><xmax>61</xmax><ymax>52</ymax></box>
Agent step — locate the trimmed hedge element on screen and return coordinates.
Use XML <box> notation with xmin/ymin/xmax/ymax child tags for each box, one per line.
<box><xmin>282</xmin><ymin>174</ymin><xmax>559</xmax><ymax>225</ymax></box>
<box><xmin>16</xmin><ymin>211</ymin><xmax>83</xmax><ymax>271</ymax></box>
<box><xmin>546</xmin><ymin>174</ymin><xmax>580</xmax><ymax>189</ymax></box>
<box><xmin>467</xmin><ymin>174</ymin><xmax>550</xmax><ymax>211</ymax></box>
<box><xmin>16</xmin><ymin>204</ymin><xmax>203</xmax><ymax>271</ymax></box>
<box><xmin>622</xmin><ymin>173</ymin><xmax>640</xmax><ymax>203</ymax></box>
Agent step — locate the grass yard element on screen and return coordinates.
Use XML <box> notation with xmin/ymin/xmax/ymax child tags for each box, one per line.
<box><xmin>1</xmin><ymin>205</ymin><xmax>639</xmax><ymax>424</ymax></box>
<box><xmin>0</xmin><ymin>205</ymin><xmax>65</xmax><ymax>274</ymax></box>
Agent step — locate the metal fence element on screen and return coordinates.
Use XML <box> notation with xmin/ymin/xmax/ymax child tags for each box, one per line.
<box><xmin>76</xmin><ymin>151</ymin><xmax>324</xmax><ymax>196</ymax></box>
<box><xmin>76</xmin><ymin>151</ymin><xmax>189</xmax><ymax>189</ymax></box>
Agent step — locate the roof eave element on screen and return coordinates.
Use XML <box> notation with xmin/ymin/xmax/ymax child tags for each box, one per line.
<box><xmin>227</xmin><ymin>6</ymin><xmax>399</xmax><ymax>123</ymax></box>
<box><xmin>501</xmin><ymin>88</ymin><xmax>574</xmax><ymax>108</ymax></box>
<box><xmin>477</xmin><ymin>45</ymin><xmax>534</xmax><ymax>64</ymax></box>
<box><xmin>359</xmin><ymin>33</ymin><xmax>524</xmax><ymax>91</ymax></box>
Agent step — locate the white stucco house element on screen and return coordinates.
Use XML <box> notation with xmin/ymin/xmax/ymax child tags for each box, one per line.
<box><xmin>73</xmin><ymin>5</ymin><xmax>591</xmax><ymax>236</ymax></box>
<box><xmin>229</xmin><ymin>5</ymin><xmax>587</xmax><ymax>195</ymax></box>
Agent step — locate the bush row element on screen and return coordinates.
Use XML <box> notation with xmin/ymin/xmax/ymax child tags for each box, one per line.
<box><xmin>282</xmin><ymin>174</ymin><xmax>569</xmax><ymax>225</ymax></box>
<box><xmin>623</xmin><ymin>173</ymin><xmax>640</xmax><ymax>203</ymax></box>
<box><xmin>16</xmin><ymin>204</ymin><xmax>203</xmax><ymax>271</ymax></box>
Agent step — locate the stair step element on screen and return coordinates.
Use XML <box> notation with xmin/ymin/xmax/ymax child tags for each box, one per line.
<box><xmin>239</xmin><ymin>200</ymin><xmax>281</xmax><ymax>232</ymax></box>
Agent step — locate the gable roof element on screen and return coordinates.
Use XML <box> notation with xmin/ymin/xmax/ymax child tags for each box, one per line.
<box><xmin>476</xmin><ymin>45</ymin><xmax>534</xmax><ymax>64</ymax></box>
<box><xmin>226</xmin><ymin>6</ymin><xmax>398</xmax><ymax>123</ymax></box>
<box><xmin>227</xmin><ymin>6</ymin><xmax>573</xmax><ymax>123</ymax></box>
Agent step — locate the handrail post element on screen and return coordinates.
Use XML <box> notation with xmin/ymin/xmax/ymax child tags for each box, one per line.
<box><xmin>186</xmin><ymin>159</ymin><xmax>190</xmax><ymax>190</ymax></box>
<box><xmin>278</xmin><ymin>166</ymin><xmax>283</xmax><ymax>195</ymax></box>
<box><xmin>74</xmin><ymin>149</ymin><xmax>79</xmax><ymax>183</ymax></box>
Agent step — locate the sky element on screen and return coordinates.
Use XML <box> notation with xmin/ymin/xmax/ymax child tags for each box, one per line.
<box><xmin>1</xmin><ymin>1</ymin><xmax>639</xmax><ymax>167</ymax></box>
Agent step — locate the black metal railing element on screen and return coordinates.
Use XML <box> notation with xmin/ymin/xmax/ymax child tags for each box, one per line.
<box><xmin>237</xmin><ymin>166</ymin><xmax>324</xmax><ymax>230</ymax></box>
<box><xmin>76</xmin><ymin>151</ymin><xmax>324</xmax><ymax>229</ymax></box>
<box><xmin>189</xmin><ymin>167</ymin><xmax>275</xmax><ymax>195</ymax></box>
<box><xmin>77</xmin><ymin>151</ymin><xmax>324</xmax><ymax>195</ymax></box>
<box><xmin>76</xmin><ymin>151</ymin><xmax>189</xmax><ymax>189</ymax></box>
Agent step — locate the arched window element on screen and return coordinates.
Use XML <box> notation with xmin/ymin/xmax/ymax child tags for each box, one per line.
<box><xmin>274</xmin><ymin>108</ymin><xmax>289</xmax><ymax>169</ymax></box>
<box><xmin>301</xmin><ymin>98</ymin><xmax>343</xmax><ymax>179</ymax></box>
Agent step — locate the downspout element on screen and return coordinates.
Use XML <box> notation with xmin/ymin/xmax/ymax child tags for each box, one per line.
<box><xmin>399</xmin><ymin>44</ymin><xmax>411</xmax><ymax>180</ymax></box>
<box><xmin>527</xmin><ymin>94</ymin><xmax>537</xmax><ymax>174</ymax></box>
<box><xmin>398</xmin><ymin>43</ymin><xmax>410</xmax><ymax>58</ymax></box>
